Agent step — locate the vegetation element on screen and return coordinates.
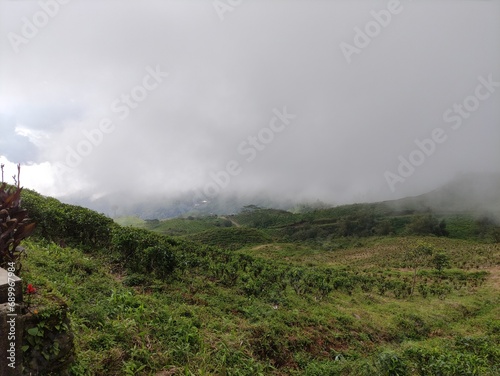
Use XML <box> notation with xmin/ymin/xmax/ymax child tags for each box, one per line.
<box><xmin>115</xmin><ymin>215</ymin><xmax>234</xmax><ymax>236</ymax></box>
<box><xmin>17</xmin><ymin>189</ymin><xmax>500</xmax><ymax>375</ymax></box>
<box><xmin>0</xmin><ymin>164</ymin><xmax>36</xmax><ymax>271</ymax></box>
<box><xmin>21</xmin><ymin>188</ymin><xmax>114</xmax><ymax>249</ymax></box>
<box><xmin>187</xmin><ymin>227</ymin><xmax>271</xmax><ymax>250</ymax></box>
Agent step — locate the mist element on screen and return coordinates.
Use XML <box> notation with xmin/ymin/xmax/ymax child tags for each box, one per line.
<box><xmin>1</xmin><ymin>0</ymin><xmax>499</xmax><ymax>216</ymax></box>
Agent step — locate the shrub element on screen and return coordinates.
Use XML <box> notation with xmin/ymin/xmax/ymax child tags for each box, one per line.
<box><xmin>21</xmin><ymin>189</ymin><xmax>113</xmax><ymax>248</ymax></box>
<box><xmin>375</xmin><ymin>350</ymin><xmax>409</xmax><ymax>376</ymax></box>
<box><xmin>188</xmin><ymin>227</ymin><xmax>270</xmax><ymax>250</ymax></box>
<box><xmin>404</xmin><ymin>343</ymin><xmax>493</xmax><ymax>376</ymax></box>
<box><xmin>405</xmin><ymin>214</ymin><xmax>448</xmax><ymax>237</ymax></box>
<box><xmin>144</xmin><ymin>245</ymin><xmax>177</xmax><ymax>279</ymax></box>
<box><xmin>0</xmin><ymin>176</ymin><xmax>36</xmax><ymax>271</ymax></box>
<box><xmin>122</xmin><ymin>273</ymin><xmax>151</xmax><ymax>287</ymax></box>
<box><xmin>111</xmin><ymin>226</ymin><xmax>177</xmax><ymax>279</ymax></box>
<box><xmin>395</xmin><ymin>314</ymin><xmax>431</xmax><ymax>340</ymax></box>
<box><xmin>249</xmin><ymin>324</ymin><xmax>291</xmax><ymax>367</ymax></box>
<box><xmin>302</xmin><ymin>360</ymin><xmax>342</xmax><ymax>376</ymax></box>
<box><xmin>432</xmin><ymin>252</ymin><xmax>450</xmax><ymax>273</ymax></box>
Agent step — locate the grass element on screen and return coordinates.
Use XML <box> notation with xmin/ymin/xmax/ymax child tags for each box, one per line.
<box><xmin>239</xmin><ymin>236</ymin><xmax>500</xmax><ymax>270</ymax></box>
<box><xmin>185</xmin><ymin>227</ymin><xmax>272</xmax><ymax>250</ymax></box>
<box><xmin>20</xmin><ymin>233</ymin><xmax>500</xmax><ymax>375</ymax></box>
<box><xmin>116</xmin><ymin>215</ymin><xmax>235</xmax><ymax>236</ymax></box>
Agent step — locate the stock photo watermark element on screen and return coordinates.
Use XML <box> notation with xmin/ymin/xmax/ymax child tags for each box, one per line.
<box><xmin>340</xmin><ymin>0</ymin><xmax>403</xmax><ymax>64</ymax></box>
<box><xmin>59</xmin><ymin>65</ymin><xmax>168</xmax><ymax>171</ymax></box>
<box><xmin>384</xmin><ymin>74</ymin><xmax>500</xmax><ymax>192</ymax></box>
<box><xmin>212</xmin><ymin>0</ymin><xmax>243</xmax><ymax>22</ymax></box>
<box><xmin>5</xmin><ymin>262</ymin><xmax>18</xmax><ymax>370</ymax></box>
<box><xmin>8</xmin><ymin>0</ymin><xmax>71</xmax><ymax>54</ymax></box>
<box><xmin>193</xmin><ymin>106</ymin><xmax>297</xmax><ymax>203</ymax></box>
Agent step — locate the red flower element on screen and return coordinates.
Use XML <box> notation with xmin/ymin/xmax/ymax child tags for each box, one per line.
<box><xmin>26</xmin><ymin>284</ymin><xmax>36</xmax><ymax>295</ymax></box>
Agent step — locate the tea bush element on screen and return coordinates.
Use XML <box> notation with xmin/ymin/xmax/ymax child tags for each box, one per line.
<box><xmin>21</xmin><ymin>189</ymin><xmax>113</xmax><ymax>248</ymax></box>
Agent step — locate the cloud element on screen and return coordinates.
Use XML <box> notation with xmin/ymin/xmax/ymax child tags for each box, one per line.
<box><xmin>0</xmin><ymin>0</ymin><xmax>499</xmax><ymax>208</ymax></box>
<box><xmin>0</xmin><ymin>113</ymin><xmax>39</xmax><ymax>163</ymax></box>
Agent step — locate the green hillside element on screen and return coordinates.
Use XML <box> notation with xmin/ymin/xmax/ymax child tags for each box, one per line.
<box><xmin>132</xmin><ymin>200</ymin><xmax>499</xmax><ymax>245</ymax></box>
<box><xmin>14</xmin><ymin>189</ymin><xmax>500</xmax><ymax>375</ymax></box>
<box><xmin>115</xmin><ymin>214</ymin><xmax>239</xmax><ymax>236</ymax></box>
<box><xmin>187</xmin><ymin>227</ymin><xmax>271</xmax><ymax>250</ymax></box>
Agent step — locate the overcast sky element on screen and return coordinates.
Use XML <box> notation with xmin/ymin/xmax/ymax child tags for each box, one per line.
<box><xmin>1</xmin><ymin>0</ymin><xmax>499</xmax><ymax>207</ymax></box>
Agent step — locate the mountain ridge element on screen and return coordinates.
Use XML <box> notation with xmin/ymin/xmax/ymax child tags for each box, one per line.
<box><xmin>54</xmin><ymin>172</ymin><xmax>500</xmax><ymax>220</ymax></box>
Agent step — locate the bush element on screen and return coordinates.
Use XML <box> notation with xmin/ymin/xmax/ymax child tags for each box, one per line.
<box><xmin>122</xmin><ymin>273</ymin><xmax>151</xmax><ymax>287</ymax></box>
<box><xmin>405</xmin><ymin>214</ymin><xmax>448</xmax><ymax>237</ymax></box>
<box><xmin>0</xmin><ymin>182</ymin><xmax>36</xmax><ymax>271</ymax></box>
<box><xmin>395</xmin><ymin>314</ymin><xmax>431</xmax><ymax>340</ymax></box>
<box><xmin>111</xmin><ymin>226</ymin><xmax>177</xmax><ymax>279</ymax></box>
<box><xmin>302</xmin><ymin>360</ymin><xmax>342</xmax><ymax>376</ymax></box>
<box><xmin>432</xmin><ymin>252</ymin><xmax>450</xmax><ymax>273</ymax></box>
<box><xmin>375</xmin><ymin>350</ymin><xmax>409</xmax><ymax>376</ymax></box>
<box><xmin>144</xmin><ymin>245</ymin><xmax>177</xmax><ymax>279</ymax></box>
<box><xmin>21</xmin><ymin>189</ymin><xmax>113</xmax><ymax>248</ymax></box>
<box><xmin>404</xmin><ymin>343</ymin><xmax>494</xmax><ymax>376</ymax></box>
<box><xmin>188</xmin><ymin>227</ymin><xmax>270</xmax><ymax>250</ymax></box>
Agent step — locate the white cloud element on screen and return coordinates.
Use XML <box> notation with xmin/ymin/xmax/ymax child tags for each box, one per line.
<box><xmin>0</xmin><ymin>0</ymin><xmax>499</xmax><ymax>206</ymax></box>
<box><xmin>15</xmin><ymin>125</ymin><xmax>49</xmax><ymax>148</ymax></box>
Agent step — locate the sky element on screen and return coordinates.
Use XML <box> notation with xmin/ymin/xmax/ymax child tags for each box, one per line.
<box><xmin>1</xmin><ymin>0</ymin><xmax>499</xmax><ymax>209</ymax></box>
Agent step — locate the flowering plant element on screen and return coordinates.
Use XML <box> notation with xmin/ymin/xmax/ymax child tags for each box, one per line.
<box><xmin>25</xmin><ymin>283</ymin><xmax>37</xmax><ymax>310</ymax></box>
<box><xmin>26</xmin><ymin>284</ymin><xmax>37</xmax><ymax>295</ymax></box>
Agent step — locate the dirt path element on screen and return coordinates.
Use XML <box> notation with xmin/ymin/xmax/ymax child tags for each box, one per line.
<box><xmin>251</xmin><ymin>244</ymin><xmax>271</xmax><ymax>251</ymax></box>
<box><xmin>220</xmin><ymin>216</ymin><xmax>241</xmax><ymax>227</ymax></box>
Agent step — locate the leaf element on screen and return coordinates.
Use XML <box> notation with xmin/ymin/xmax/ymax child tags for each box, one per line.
<box><xmin>27</xmin><ymin>327</ymin><xmax>39</xmax><ymax>336</ymax></box>
<box><xmin>4</xmin><ymin>189</ymin><xmax>22</xmax><ymax>208</ymax></box>
<box><xmin>0</xmin><ymin>220</ymin><xmax>17</xmax><ymax>240</ymax></box>
<box><xmin>17</xmin><ymin>222</ymin><xmax>37</xmax><ymax>241</ymax></box>
<box><xmin>11</xmin><ymin>209</ymin><xmax>28</xmax><ymax>222</ymax></box>
<box><xmin>21</xmin><ymin>345</ymin><xmax>29</xmax><ymax>352</ymax></box>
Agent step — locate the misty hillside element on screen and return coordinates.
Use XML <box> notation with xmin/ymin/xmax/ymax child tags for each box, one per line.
<box><xmin>89</xmin><ymin>173</ymin><xmax>500</xmax><ymax>222</ymax></box>
<box><xmin>23</xmin><ymin>172</ymin><xmax>500</xmax><ymax>221</ymax></box>
<box><xmin>387</xmin><ymin>173</ymin><xmax>500</xmax><ymax>218</ymax></box>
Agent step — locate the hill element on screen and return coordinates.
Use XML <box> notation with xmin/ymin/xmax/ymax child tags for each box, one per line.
<box><xmin>58</xmin><ymin>172</ymin><xmax>500</xmax><ymax>222</ymax></box>
<box><xmin>187</xmin><ymin>227</ymin><xmax>272</xmax><ymax>250</ymax></box>
<box><xmin>387</xmin><ymin>172</ymin><xmax>500</xmax><ymax>218</ymax></box>
<box><xmin>15</xmin><ymin>188</ymin><xmax>500</xmax><ymax>375</ymax></box>
<box><xmin>108</xmin><ymin>173</ymin><xmax>500</xmax><ymax>247</ymax></box>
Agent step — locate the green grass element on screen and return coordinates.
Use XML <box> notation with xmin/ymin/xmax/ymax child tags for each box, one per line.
<box><xmin>239</xmin><ymin>236</ymin><xmax>500</xmax><ymax>269</ymax></box>
<box><xmin>127</xmin><ymin>216</ymin><xmax>235</xmax><ymax>236</ymax></box>
<box><xmin>20</xmin><ymin>234</ymin><xmax>499</xmax><ymax>375</ymax></box>
<box><xmin>185</xmin><ymin>227</ymin><xmax>272</xmax><ymax>250</ymax></box>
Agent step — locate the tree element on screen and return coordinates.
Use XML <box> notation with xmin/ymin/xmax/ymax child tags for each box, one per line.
<box><xmin>475</xmin><ymin>216</ymin><xmax>500</xmax><ymax>242</ymax></box>
<box><xmin>405</xmin><ymin>214</ymin><xmax>448</xmax><ymax>237</ymax></box>
<box><xmin>432</xmin><ymin>252</ymin><xmax>450</xmax><ymax>274</ymax></box>
<box><xmin>404</xmin><ymin>243</ymin><xmax>433</xmax><ymax>296</ymax></box>
<box><xmin>241</xmin><ymin>204</ymin><xmax>262</xmax><ymax>212</ymax></box>
<box><xmin>373</xmin><ymin>219</ymin><xmax>393</xmax><ymax>236</ymax></box>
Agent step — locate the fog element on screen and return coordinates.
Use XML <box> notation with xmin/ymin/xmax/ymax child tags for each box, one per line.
<box><xmin>1</xmin><ymin>0</ymin><xmax>499</xmax><ymax>214</ymax></box>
